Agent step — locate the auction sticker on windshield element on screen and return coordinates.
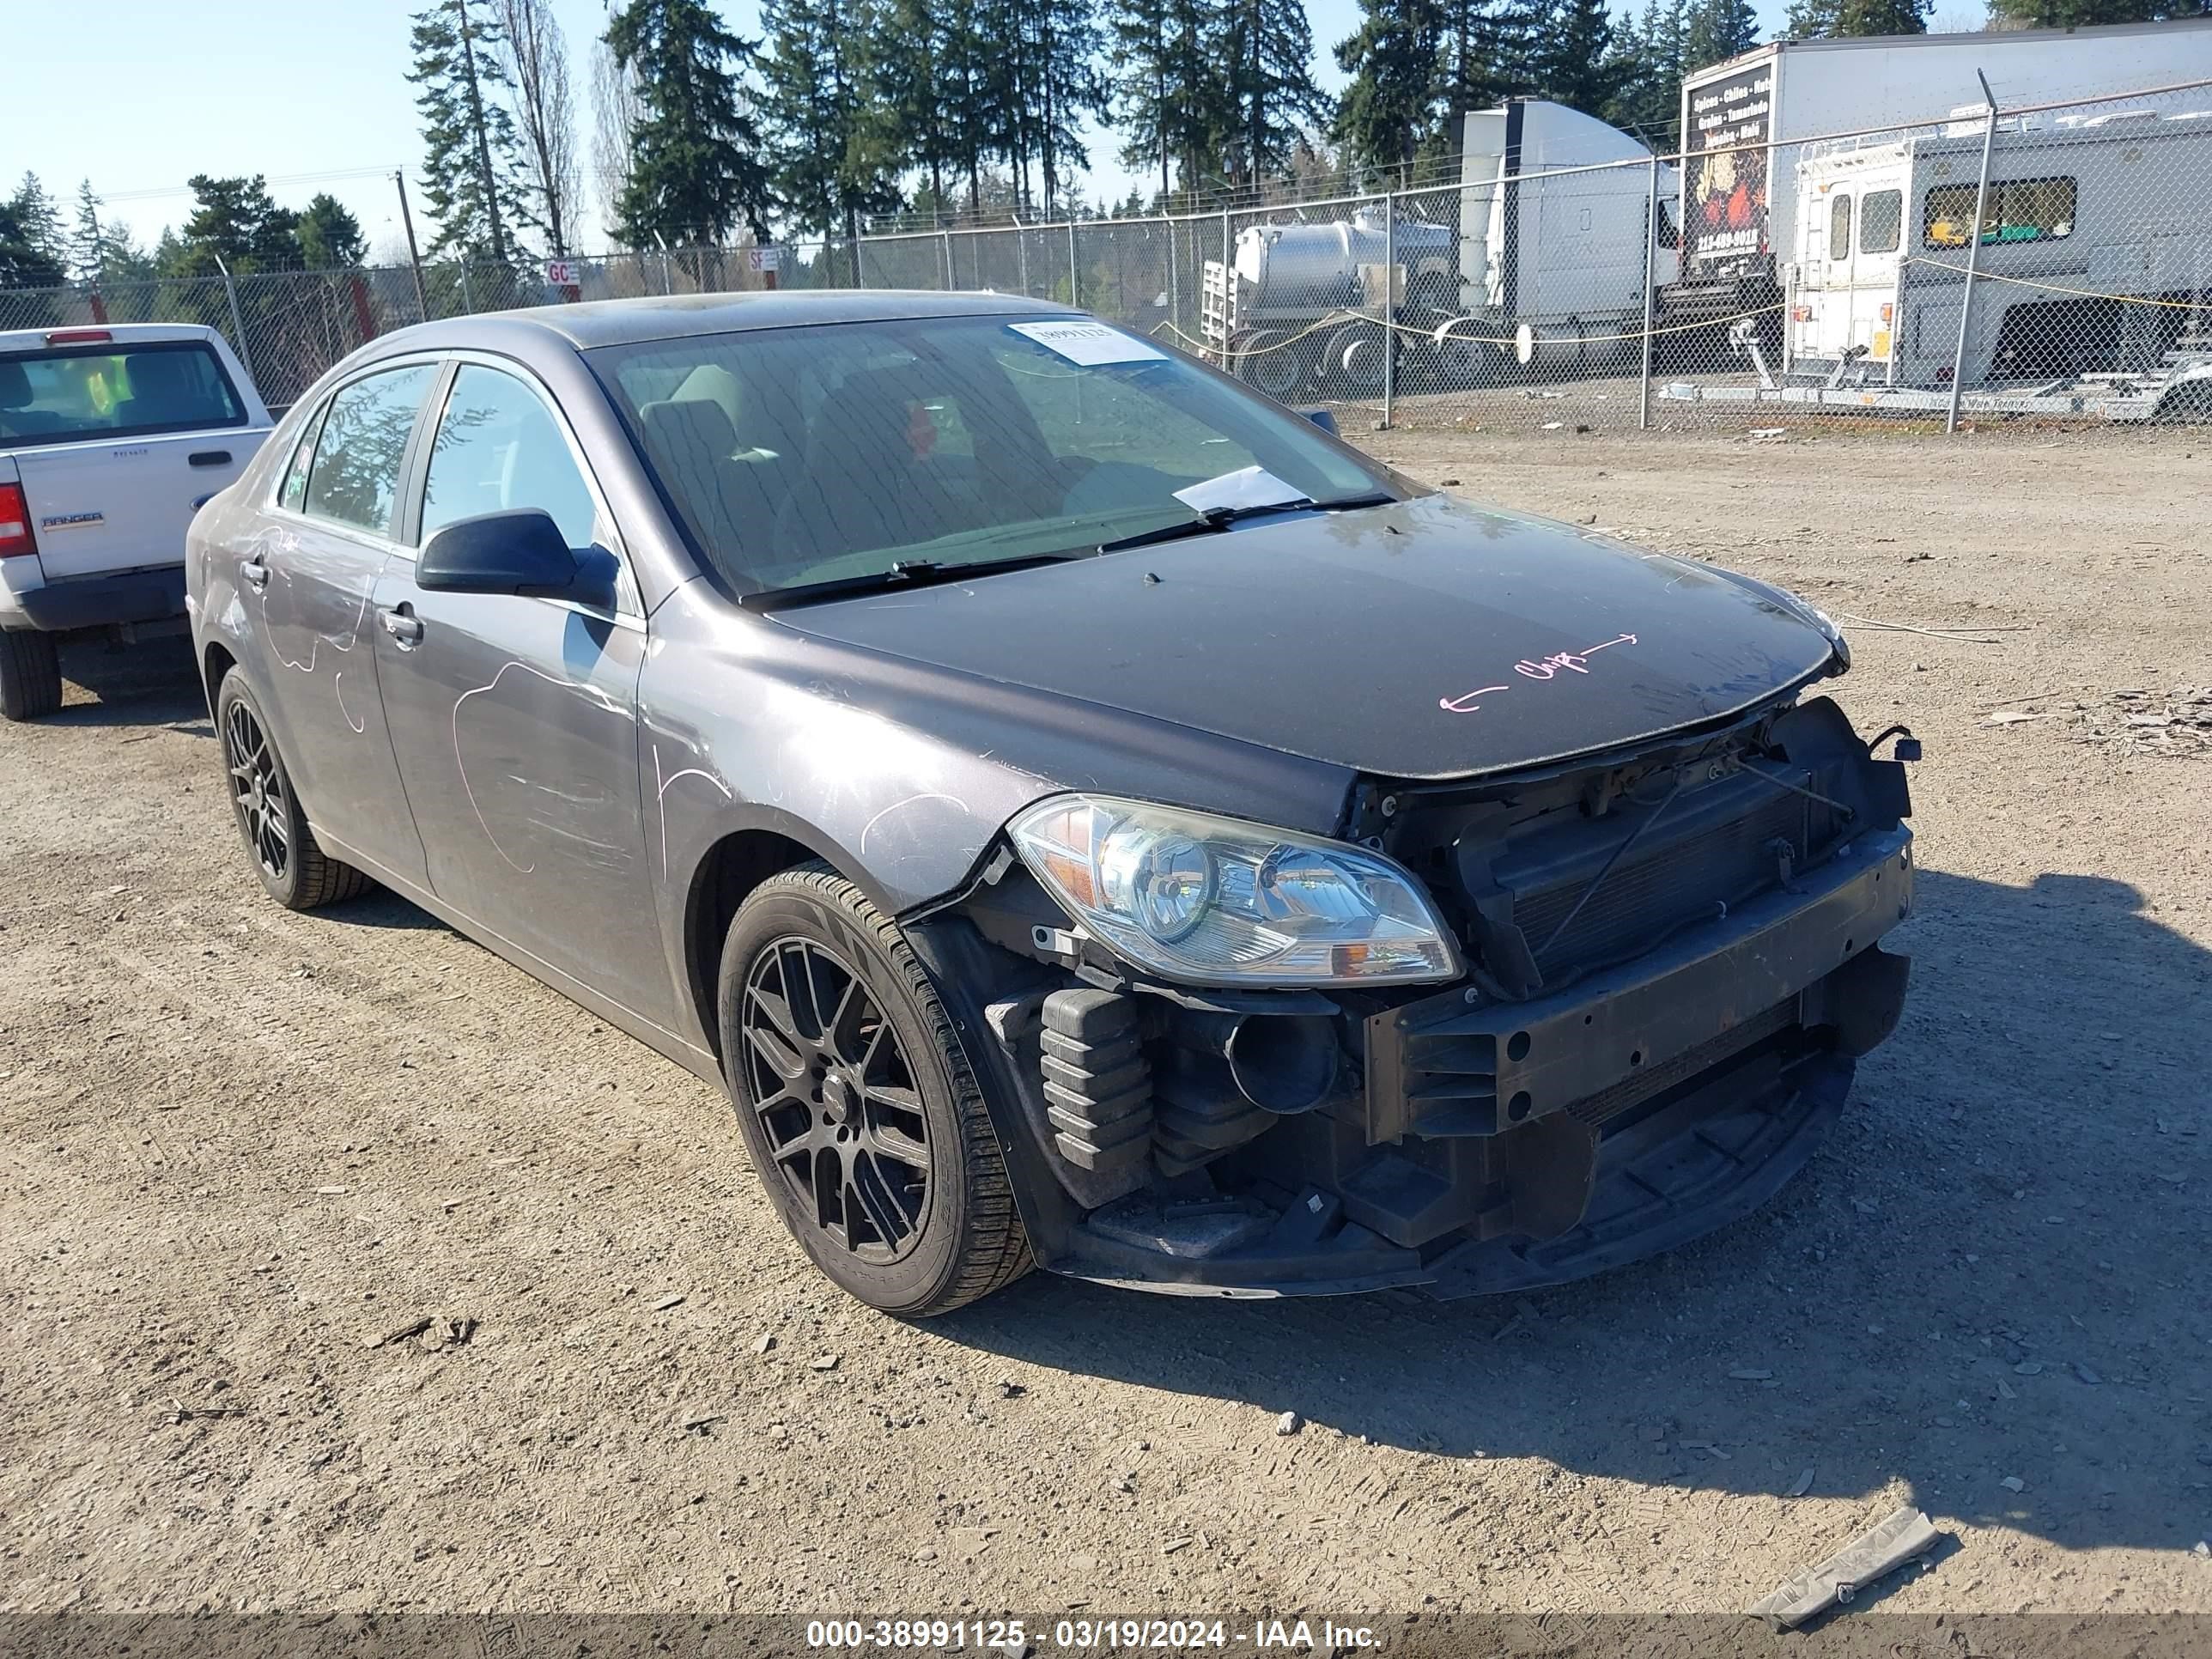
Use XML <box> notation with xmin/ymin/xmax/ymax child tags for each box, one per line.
<box><xmin>1008</xmin><ymin>319</ymin><xmax>1168</xmax><ymax>365</ymax></box>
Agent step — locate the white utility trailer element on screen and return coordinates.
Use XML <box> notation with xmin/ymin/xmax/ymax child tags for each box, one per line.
<box><xmin>1665</xmin><ymin>19</ymin><xmax>2212</xmax><ymax>335</ymax></box>
<box><xmin>1663</xmin><ymin>105</ymin><xmax>2212</xmax><ymax>421</ymax></box>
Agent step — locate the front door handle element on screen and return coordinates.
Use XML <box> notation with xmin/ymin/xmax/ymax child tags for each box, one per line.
<box><xmin>239</xmin><ymin>556</ymin><xmax>269</xmax><ymax>590</ymax></box>
<box><xmin>379</xmin><ymin>605</ymin><xmax>423</xmax><ymax>647</ymax></box>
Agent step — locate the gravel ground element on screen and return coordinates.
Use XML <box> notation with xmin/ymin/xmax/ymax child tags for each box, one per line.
<box><xmin>2</xmin><ymin>428</ymin><xmax>2208</xmax><ymax>1632</ymax></box>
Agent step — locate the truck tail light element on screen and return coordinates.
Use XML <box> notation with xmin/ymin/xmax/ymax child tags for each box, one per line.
<box><xmin>1791</xmin><ymin>306</ymin><xmax>1813</xmax><ymax>322</ymax></box>
<box><xmin>0</xmin><ymin>483</ymin><xmax>35</xmax><ymax>556</ymax></box>
<box><xmin>1880</xmin><ymin>303</ymin><xmax>1894</xmax><ymax>322</ymax></box>
<box><xmin>45</xmin><ymin>329</ymin><xmax>112</xmax><ymax>347</ymax></box>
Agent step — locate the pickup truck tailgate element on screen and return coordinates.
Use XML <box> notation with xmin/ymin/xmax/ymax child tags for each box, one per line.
<box><xmin>11</xmin><ymin>431</ymin><xmax>264</xmax><ymax>580</ymax></box>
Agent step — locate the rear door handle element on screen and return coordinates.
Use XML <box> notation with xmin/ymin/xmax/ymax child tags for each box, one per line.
<box><xmin>188</xmin><ymin>450</ymin><xmax>233</xmax><ymax>468</ymax></box>
<box><xmin>379</xmin><ymin>605</ymin><xmax>423</xmax><ymax>647</ymax></box>
<box><xmin>239</xmin><ymin>556</ymin><xmax>269</xmax><ymax>590</ymax></box>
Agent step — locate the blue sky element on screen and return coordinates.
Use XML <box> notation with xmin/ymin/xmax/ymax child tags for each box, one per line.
<box><xmin>10</xmin><ymin>0</ymin><xmax>1804</xmax><ymax>260</ymax></box>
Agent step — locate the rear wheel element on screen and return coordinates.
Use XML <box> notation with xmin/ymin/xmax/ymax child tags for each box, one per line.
<box><xmin>0</xmin><ymin>629</ymin><xmax>63</xmax><ymax>721</ymax></box>
<box><xmin>216</xmin><ymin>672</ymin><xmax>370</xmax><ymax>910</ymax></box>
<box><xmin>718</xmin><ymin>864</ymin><xmax>1030</xmax><ymax>1316</ymax></box>
<box><xmin>1235</xmin><ymin>329</ymin><xmax>1308</xmax><ymax>401</ymax></box>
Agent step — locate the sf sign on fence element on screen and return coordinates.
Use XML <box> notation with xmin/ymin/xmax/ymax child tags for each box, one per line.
<box><xmin>544</xmin><ymin>260</ymin><xmax>578</xmax><ymax>288</ymax></box>
<box><xmin>747</xmin><ymin>246</ymin><xmax>781</xmax><ymax>273</ymax></box>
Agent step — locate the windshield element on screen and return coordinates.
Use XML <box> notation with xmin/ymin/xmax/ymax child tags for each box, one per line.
<box><xmin>590</xmin><ymin>314</ymin><xmax>1393</xmax><ymax>596</ymax></box>
<box><xmin>0</xmin><ymin>341</ymin><xmax>247</xmax><ymax>448</ymax></box>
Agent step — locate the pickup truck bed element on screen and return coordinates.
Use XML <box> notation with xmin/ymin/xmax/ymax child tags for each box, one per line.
<box><xmin>1</xmin><ymin>323</ymin><xmax>271</xmax><ymax>718</ymax></box>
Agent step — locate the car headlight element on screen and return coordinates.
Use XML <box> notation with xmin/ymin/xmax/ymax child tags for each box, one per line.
<box><xmin>1008</xmin><ymin>794</ymin><xmax>1462</xmax><ymax>987</ymax></box>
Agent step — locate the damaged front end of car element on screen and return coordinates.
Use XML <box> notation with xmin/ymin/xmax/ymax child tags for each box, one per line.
<box><xmin>912</xmin><ymin>691</ymin><xmax>1914</xmax><ymax>1300</ymax></box>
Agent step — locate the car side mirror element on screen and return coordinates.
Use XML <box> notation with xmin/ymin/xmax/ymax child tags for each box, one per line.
<box><xmin>419</xmin><ymin>509</ymin><xmax>615</xmax><ymax>611</ymax></box>
<box><xmin>1301</xmin><ymin>409</ymin><xmax>1340</xmax><ymax>436</ymax></box>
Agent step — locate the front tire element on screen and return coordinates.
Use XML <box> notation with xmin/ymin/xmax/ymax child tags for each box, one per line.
<box><xmin>216</xmin><ymin>671</ymin><xmax>370</xmax><ymax>910</ymax></box>
<box><xmin>718</xmin><ymin>864</ymin><xmax>1030</xmax><ymax>1316</ymax></box>
<box><xmin>0</xmin><ymin>629</ymin><xmax>63</xmax><ymax>721</ymax></box>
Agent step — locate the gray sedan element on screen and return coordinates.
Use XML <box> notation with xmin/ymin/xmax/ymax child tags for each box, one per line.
<box><xmin>186</xmin><ymin>292</ymin><xmax>1913</xmax><ymax>1315</ymax></box>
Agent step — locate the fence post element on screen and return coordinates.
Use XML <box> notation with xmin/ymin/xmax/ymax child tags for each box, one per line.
<box><xmin>1017</xmin><ymin>216</ymin><xmax>1030</xmax><ymax>296</ymax></box>
<box><xmin>213</xmin><ymin>255</ymin><xmax>254</xmax><ymax>389</ymax></box>
<box><xmin>458</xmin><ymin>261</ymin><xmax>475</xmax><ymax>314</ymax></box>
<box><xmin>1947</xmin><ymin>70</ymin><xmax>2001</xmax><ymax>436</ymax></box>
<box><xmin>854</xmin><ymin>229</ymin><xmax>867</xmax><ymax>289</ymax></box>
<box><xmin>1640</xmin><ymin>155</ymin><xmax>1659</xmax><ymax>431</ymax></box>
<box><xmin>1067</xmin><ymin>218</ymin><xmax>1079</xmax><ymax>308</ymax></box>
<box><xmin>942</xmin><ymin>228</ymin><xmax>953</xmax><ymax>290</ymax></box>
<box><xmin>1222</xmin><ymin>210</ymin><xmax>1232</xmax><ymax>361</ymax></box>
<box><xmin>1382</xmin><ymin>191</ymin><xmax>1396</xmax><ymax>429</ymax></box>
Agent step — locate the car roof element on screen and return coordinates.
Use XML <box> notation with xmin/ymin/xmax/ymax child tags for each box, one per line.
<box><xmin>375</xmin><ymin>289</ymin><xmax>1086</xmax><ymax>355</ymax></box>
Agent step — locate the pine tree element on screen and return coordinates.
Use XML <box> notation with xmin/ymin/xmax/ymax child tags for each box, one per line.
<box><xmin>1331</xmin><ymin>0</ymin><xmax>1443</xmax><ymax>174</ymax></box>
<box><xmin>1437</xmin><ymin>0</ymin><xmax>1542</xmax><ymax>112</ymax></box>
<box><xmin>1606</xmin><ymin>0</ymin><xmax>1686</xmax><ymax>139</ymax></box>
<box><xmin>940</xmin><ymin>0</ymin><xmax>1001</xmax><ymax>212</ymax></box>
<box><xmin>1783</xmin><ymin>0</ymin><xmax>1838</xmax><ymax>34</ymax></box>
<box><xmin>1107</xmin><ymin>0</ymin><xmax>1235</xmax><ymax>200</ymax></box>
<box><xmin>167</xmin><ymin>175</ymin><xmax>299</xmax><ymax>276</ymax></box>
<box><xmin>1534</xmin><ymin>0</ymin><xmax>1626</xmax><ymax>118</ymax></box>
<box><xmin>0</xmin><ymin>196</ymin><xmax>65</xmax><ymax>291</ymax></box>
<box><xmin>296</xmin><ymin>193</ymin><xmax>368</xmax><ymax>268</ymax></box>
<box><xmin>760</xmin><ymin>0</ymin><xmax>900</xmax><ymax>240</ymax></box>
<box><xmin>68</xmin><ymin>180</ymin><xmax>109</xmax><ymax>285</ymax></box>
<box><xmin>9</xmin><ymin>174</ymin><xmax>66</xmax><ymax>271</ymax></box>
<box><xmin>1988</xmin><ymin>0</ymin><xmax>2179</xmax><ymax>22</ymax></box>
<box><xmin>1681</xmin><ymin>0</ymin><xmax>1760</xmax><ymax>74</ymax></box>
<box><xmin>1022</xmin><ymin>0</ymin><xmax>1109</xmax><ymax>213</ymax></box>
<box><xmin>877</xmin><ymin>0</ymin><xmax>956</xmax><ymax>211</ymax></box>
<box><xmin>1832</xmin><ymin>0</ymin><xmax>1929</xmax><ymax>31</ymax></box>
<box><xmin>1224</xmin><ymin>0</ymin><xmax>1328</xmax><ymax>186</ymax></box>
<box><xmin>605</xmin><ymin>0</ymin><xmax>775</xmax><ymax>244</ymax></box>
<box><xmin>409</xmin><ymin>0</ymin><xmax>531</xmax><ymax>261</ymax></box>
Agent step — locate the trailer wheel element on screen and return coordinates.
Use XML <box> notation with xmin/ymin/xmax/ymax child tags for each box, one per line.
<box><xmin>1326</xmin><ymin>322</ymin><xmax>1393</xmax><ymax>398</ymax></box>
<box><xmin>1235</xmin><ymin>330</ymin><xmax>1306</xmax><ymax>400</ymax></box>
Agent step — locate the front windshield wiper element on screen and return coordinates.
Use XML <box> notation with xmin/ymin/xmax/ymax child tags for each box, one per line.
<box><xmin>746</xmin><ymin>550</ymin><xmax>1085</xmax><ymax>609</ymax></box>
<box><xmin>1096</xmin><ymin>491</ymin><xmax>1396</xmax><ymax>555</ymax></box>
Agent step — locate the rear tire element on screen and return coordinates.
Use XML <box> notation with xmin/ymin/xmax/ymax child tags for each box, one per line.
<box><xmin>718</xmin><ymin>863</ymin><xmax>1031</xmax><ymax>1316</ymax></box>
<box><xmin>0</xmin><ymin>629</ymin><xmax>63</xmax><ymax>721</ymax></box>
<box><xmin>1236</xmin><ymin>329</ymin><xmax>1308</xmax><ymax>401</ymax></box>
<box><xmin>215</xmin><ymin>671</ymin><xmax>371</xmax><ymax>910</ymax></box>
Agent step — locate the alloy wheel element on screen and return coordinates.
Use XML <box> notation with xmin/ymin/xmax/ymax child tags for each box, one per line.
<box><xmin>740</xmin><ymin>937</ymin><xmax>932</xmax><ymax>1263</ymax></box>
<box><xmin>223</xmin><ymin>700</ymin><xmax>289</xmax><ymax>881</ymax></box>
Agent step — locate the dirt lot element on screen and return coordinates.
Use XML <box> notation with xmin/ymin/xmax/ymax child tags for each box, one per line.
<box><xmin>3</xmin><ymin>429</ymin><xmax>2209</xmax><ymax>1633</ymax></box>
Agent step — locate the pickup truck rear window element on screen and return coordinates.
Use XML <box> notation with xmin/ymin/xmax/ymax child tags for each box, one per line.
<box><xmin>0</xmin><ymin>341</ymin><xmax>247</xmax><ymax>448</ymax></box>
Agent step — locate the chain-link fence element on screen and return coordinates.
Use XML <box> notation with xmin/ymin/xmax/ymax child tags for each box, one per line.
<box><xmin>8</xmin><ymin>73</ymin><xmax>2209</xmax><ymax>434</ymax></box>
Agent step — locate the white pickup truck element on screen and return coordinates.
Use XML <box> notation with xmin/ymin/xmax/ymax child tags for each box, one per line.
<box><xmin>1</xmin><ymin>322</ymin><xmax>272</xmax><ymax>719</ymax></box>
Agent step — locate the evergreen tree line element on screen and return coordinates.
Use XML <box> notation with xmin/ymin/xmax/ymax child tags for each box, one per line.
<box><xmin>7</xmin><ymin>0</ymin><xmax>2207</xmax><ymax>297</ymax></box>
<box><xmin>0</xmin><ymin>171</ymin><xmax>369</xmax><ymax>292</ymax></box>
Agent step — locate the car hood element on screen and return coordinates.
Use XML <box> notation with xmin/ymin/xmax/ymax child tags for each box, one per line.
<box><xmin>767</xmin><ymin>493</ymin><xmax>1844</xmax><ymax>782</ymax></box>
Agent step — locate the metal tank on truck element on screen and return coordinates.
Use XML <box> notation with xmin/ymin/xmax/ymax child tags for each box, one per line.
<box><xmin>1201</xmin><ymin>206</ymin><xmax>1457</xmax><ymax>399</ymax></box>
<box><xmin>1199</xmin><ymin>100</ymin><xmax>1678</xmax><ymax>399</ymax></box>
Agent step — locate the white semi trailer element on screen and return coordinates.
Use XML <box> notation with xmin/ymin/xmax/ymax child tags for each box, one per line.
<box><xmin>1667</xmin><ymin>18</ymin><xmax>2212</xmax><ymax>334</ymax></box>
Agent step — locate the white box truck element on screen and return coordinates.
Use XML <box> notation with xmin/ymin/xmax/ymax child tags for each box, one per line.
<box><xmin>1667</xmin><ymin>19</ymin><xmax>2212</xmax><ymax>332</ymax></box>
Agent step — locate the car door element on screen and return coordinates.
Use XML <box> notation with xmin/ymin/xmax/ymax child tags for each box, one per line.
<box><xmin>250</xmin><ymin>360</ymin><xmax>438</xmax><ymax>886</ymax></box>
<box><xmin>368</xmin><ymin>358</ymin><xmax>669</xmax><ymax>1023</ymax></box>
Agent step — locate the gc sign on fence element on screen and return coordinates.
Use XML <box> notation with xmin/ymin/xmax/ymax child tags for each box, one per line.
<box><xmin>544</xmin><ymin>259</ymin><xmax>578</xmax><ymax>288</ymax></box>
